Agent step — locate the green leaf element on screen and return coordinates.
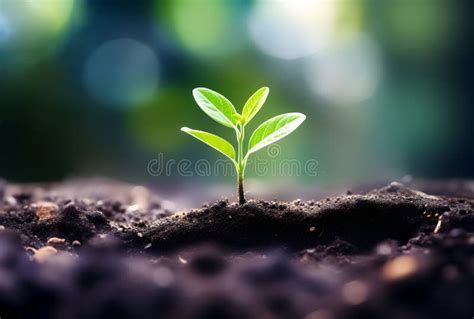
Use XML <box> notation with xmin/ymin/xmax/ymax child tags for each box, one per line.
<box><xmin>181</xmin><ymin>127</ymin><xmax>236</xmax><ymax>161</ymax></box>
<box><xmin>234</xmin><ymin>113</ymin><xmax>243</xmax><ymax>124</ymax></box>
<box><xmin>241</xmin><ymin>87</ymin><xmax>269</xmax><ymax>125</ymax></box>
<box><xmin>192</xmin><ymin>88</ymin><xmax>237</xmax><ymax>128</ymax></box>
<box><xmin>247</xmin><ymin>113</ymin><xmax>306</xmax><ymax>155</ymax></box>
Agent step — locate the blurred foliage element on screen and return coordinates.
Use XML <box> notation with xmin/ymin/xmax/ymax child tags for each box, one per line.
<box><xmin>0</xmin><ymin>0</ymin><xmax>472</xmax><ymax>186</ymax></box>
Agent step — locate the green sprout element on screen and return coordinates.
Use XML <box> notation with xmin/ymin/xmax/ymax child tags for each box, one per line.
<box><xmin>181</xmin><ymin>87</ymin><xmax>306</xmax><ymax>205</ymax></box>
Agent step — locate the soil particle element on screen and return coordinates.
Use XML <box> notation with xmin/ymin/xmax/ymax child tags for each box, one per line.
<box><xmin>30</xmin><ymin>203</ymin><xmax>107</xmax><ymax>245</ymax></box>
<box><xmin>0</xmin><ymin>181</ymin><xmax>471</xmax><ymax>254</ymax></box>
<box><xmin>85</xmin><ymin>210</ymin><xmax>109</xmax><ymax>226</ymax></box>
<box><xmin>0</xmin><ymin>179</ymin><xmax>473</xmax><ymax>318</ymax></box>
<box><xmin>299</xmin><ymin>239</ymin><xmax>358</xmax><ymax>265</ymax></box>
<box><xmin>142</xmin><ymin>183</ymin><xmax>461</xmax><ymax>252</ymax></box>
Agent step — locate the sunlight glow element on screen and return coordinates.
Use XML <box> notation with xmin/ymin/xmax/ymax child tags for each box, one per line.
<box><xmin>248</xmin><ymin>0</ymin><xmax>363</xmax><ymax>60</ymax></box>
<box><xmin>304</xmin><ymin>35</ymin><xmax>381</xmax><ymax>105</ymax></box>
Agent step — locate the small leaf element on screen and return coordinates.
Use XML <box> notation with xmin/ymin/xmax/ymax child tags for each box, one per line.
<box><xmin>192</xmin><ymin>88</ymin><xmax>237</xmax><ymax>128</ymax></box>
<box><xmin>247</xmin><ymin>113</ymin><xmax>306</xmax><ymax>155</ymax></box>
<box><xmin>241</xmin><ymin>87</ymin><xmax>269</xmax><ymax>125</ymax></box>
<box><xmin>181</xmin><ymin>127</ymin><xmax>236</xmax><ymax>161</ymax></box>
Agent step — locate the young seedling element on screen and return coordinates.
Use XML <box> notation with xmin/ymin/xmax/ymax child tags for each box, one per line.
<box><xmin>181</xmin><ymin>87</ymin><xmax>305</xmax><ymax>205</ymax></box>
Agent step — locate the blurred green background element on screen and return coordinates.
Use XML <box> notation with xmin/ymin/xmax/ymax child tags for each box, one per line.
<box><xmin>0</xmin><ymin>0</ymin><xmax>472</xmax><ymax>191</ymax></box>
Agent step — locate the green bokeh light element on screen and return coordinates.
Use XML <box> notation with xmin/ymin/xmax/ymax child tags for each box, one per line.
<box><xmin>1</xmin><ymin>0</ymin><xmax>79</xmax><ymax>63</ymax></box>
<box><xmin>155</xmin><ymin>0</ymin><xmax>241</xmax><ymax>58</ymax></box>
<box><xmin>377</xmin><ymin>0</ymin><xmax>458</xmax><ymax>59</ymax></box>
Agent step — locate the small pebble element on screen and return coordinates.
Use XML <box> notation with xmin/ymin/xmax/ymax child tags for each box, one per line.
<box><xmin>33</xmin><ymin>201</ymin><xmax>59</xmax><ymax>221</ymax></box>
<box><xmin>381</xmin><ymin>256</ymin><xmax>418</xmax><ymax>281</ymax></box>
<box><xmin>5</xmin><ymin>196</ymin><xmax>17</xmax><ymax>206</ymax></box>
<box><xmin>85</xmin><ymin>210</ymin><xmax>108</xmax><ymax>225</ymax></box>
<box><xmin>25</xmin><ymin>247</ymin><xmax>36</xmax><ymax>255</ymax></box>
<box><xmin>126</xmin><ymin>205</ymin><xmax>139</xmax><ymax>214</ymax></box>
<box><xmin>376</xmin><ymin>243</ymin><xmax>394</xmax><ymax>256</ymax></box>
<box><xmin>72</xmin><ymin>240</ymin><xmax>81</xmax><ymax>247</ymax></box>
<box><xmin>434</xmin><ymin>218</ymin><xmax>443</xmax><ymax>233</ymax></box>
<box><xmin>342</xmin><ymin>280</ymin><xmax>369</xmax><ymax>305</ymax></box>
<box><xmin>47</xmin><ymin>237</ymin><xmax>65</xmax><ymax>245</ymax></box>
<box><xmin>33</xmin><ymin>246</ymin><xmax>58</xmax><ymax>263</ymax></box>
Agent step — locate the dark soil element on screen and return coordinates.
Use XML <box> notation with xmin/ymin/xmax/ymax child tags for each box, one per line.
<box><xmin>0</xmin><ymin>179</ymin><xmax>473</xmax><ymax>318</ymax></box>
